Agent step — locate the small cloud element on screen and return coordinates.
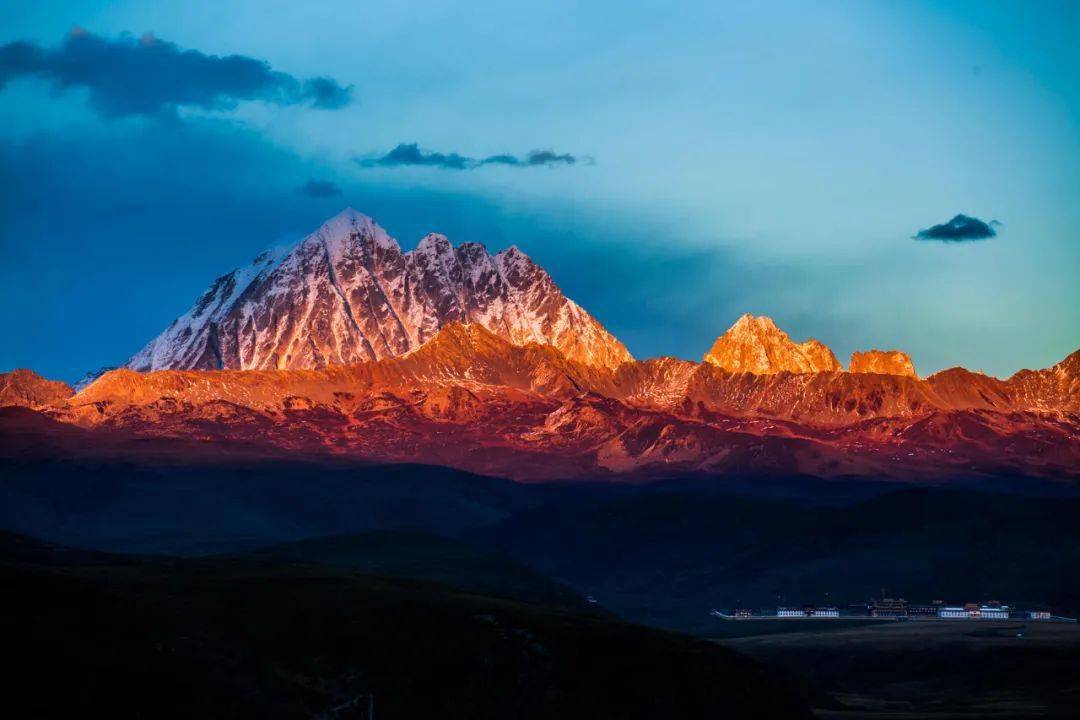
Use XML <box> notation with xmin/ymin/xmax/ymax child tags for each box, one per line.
<box><xmin>358</xmin><ymin>143</ymin><xmax>586</xmax><ymax>171</ymax></box>
<box><xmin>914</xmin><ymin>214</ymin><xmax>999</xmax><ymax>242</ymax></box>
<box><xmin>525</xmin><ymin>149</ymin><xmax>577</xmax><ymax>166</ymax></box>
<box><xmin>0</xmin><ymin>29</ymin><xmax>354</xmax><ymax>118</ymax></box>
<box><xmin>358</xmin><ymin>143</ymin><xmax>471</xmax><ymax>170</ymax></box>
<box><xmin>479</xmin><ymin>149</ymin><xmax>578</xmax><ymax>167</ymax></box>
<box><xmin>297</xmin><ymin>179</ymin><xmax>342</xmax><ymax>198</ymax></box>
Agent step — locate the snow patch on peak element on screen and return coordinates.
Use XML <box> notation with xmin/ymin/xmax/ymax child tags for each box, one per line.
<box><xmin>127</xmin><ymin>246</ymin><xmax>288</xmax><ymax>372</ymax></box>
<box><xmin>495</xmin><ymin>244</ymin><xmax>532</xmax><ymax>266</ymax></box>
<box><xmin>416</xmin><ymin>233</ymin><xmax>453</xmax><ymax>254</ymax></box>
<box><xmin>325</xmin><ymin>206</ymin><xmax>376</xmax><ymax>228</ymax></box>
<box><xmin>411</xmin><ymin>234</ymin><xmax>461</xmax><ymax>290</ymax></box>
<box><xmin>313</xmin><ymin>208</ymin><xmax>397</xmax><ymax>261</ymax></box>
<box><xmin>249</xmin><ymin>244</ymin><xmax>290</xmax><ymax>273</ymax></box>
<box><xmin>317</xmin><ymin>208</ymin><xmax>377</xmax><ymax>241</ymax></box>
<box><xmin>455</xmin><ymin>240</ymin><xmax>490</xmax><ymax>257</ymax></box>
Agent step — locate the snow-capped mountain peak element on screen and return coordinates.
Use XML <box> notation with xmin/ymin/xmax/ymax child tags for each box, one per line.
<box><xmin>126</xmin><ymin>209</ymin><xmax>633</xmax><ymax>373</ymax></box>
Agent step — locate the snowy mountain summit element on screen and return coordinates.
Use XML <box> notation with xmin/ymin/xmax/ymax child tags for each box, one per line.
<box><xmin>128</xmin><ymin>209</ymin><xmax>633</xmax><ymax>372</ymax></box>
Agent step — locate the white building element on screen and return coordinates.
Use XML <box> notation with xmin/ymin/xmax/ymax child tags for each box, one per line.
<box><xmin>776</xmin><ymin>608</ymin><xmax>803</xmax><ymax>617</ymax></box>
<box><xmin>938</xmin><ymin>605</ymin><xmax>1011</xmax><ymax>619</ymax></box>
<box><xmin>811</xmin><ymin>607</ymin><xmax>839</xmax><ymax>617</ymax></box>
<box><xmin>1029</xmin><ymin>610</ymin><xmax>1051</xmax><ymax>620</ymax></box>
<box><xmin>979</xmin><ymin>606</ymin><xmax>1009</xmax><ymax>620</ymax></box>
<box><xmin>938</xmin><ymin>606</ymin><xmax>968</xmax><ymax>618</ymax></box>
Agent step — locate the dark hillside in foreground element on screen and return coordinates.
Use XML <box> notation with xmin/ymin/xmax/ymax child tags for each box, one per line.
<box><xmin>4</xmin><ymin>454</ymin><xmax>1078</xmax><ymax>636</ymax></box>
<box><xmin>721</xmin><ymin>620</ymin><xmax>1080</xmax><ymax>718</ymax></box>
<box><xmin>1</xmin><ymin>533</ymin><xmax>810</xmax><ymax>719</ymax></box>
<box><xmin>232</xmin><ymin>530</ymin><xmax>599</xmax><ymax>614</ymax></box>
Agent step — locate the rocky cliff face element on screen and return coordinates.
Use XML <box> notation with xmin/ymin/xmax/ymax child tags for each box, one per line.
<box><xmin>0</xmin><ymin>369</ymin><xmax>73</xmax><ymax>409</ymax></box>
<box><xmin>703</xmin><ymin>314</ymin><xmax>842</xmax><ymax>374</ymax></box>
<box><xmin>127</xmin><ymin>209</ymin><xmax>633</xmax><ymax>373</ymax></box>
<box><xmin>849</xmin><ymin>350</ymin><xmax>918</xmax><ymax>378</ymax></box>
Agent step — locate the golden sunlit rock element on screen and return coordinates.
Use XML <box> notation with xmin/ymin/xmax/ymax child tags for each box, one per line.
<box><xmin>703</xmin><ymin>314</ymin><xmax>842</xmax><ymax>374</ymax></box>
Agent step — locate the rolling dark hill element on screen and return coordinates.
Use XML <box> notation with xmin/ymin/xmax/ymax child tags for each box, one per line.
<box><xmin>1</xmin><ymin>533</ymin><xmax>811</xmax><ymax>719</ymax></box>
<box><xmin>233</xmin><ymin>530</ymin><xmax>598</xmax><ymax>614</ymax></box>
<box><xmin>3</xmin><ymin>454</ymin><xmax>1077</xmax><ymax>637</ymax></box>
<box><xmin>0</xmin><ymin>457</ymin><xmax>536</xmax><ymax>555</ymax></box>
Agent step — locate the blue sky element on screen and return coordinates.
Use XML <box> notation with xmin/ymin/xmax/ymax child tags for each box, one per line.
<box><xmin>1</xmin><ymin>0</ymin><xmax>1077</xmax><ymax>381</ymax></box>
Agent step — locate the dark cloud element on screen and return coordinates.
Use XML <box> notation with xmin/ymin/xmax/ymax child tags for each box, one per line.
<box><xmin>477</xmin><ymin>153</ymin><xmax>521</xmax><ymax>167</ymax></box>
<box><xmin>914</xmin><ymin>214</ymin><xmax>999</xmax><ymax>242</ymax></box>
<box><xmin>358</xmin><ymin>143</ymin><xmax>585</xmax><ymax>170</ymax></box>
<box><xmin>0</xmin><ymin>29</ymin><xmax>353</xmax><ymax>117</ymax></box>
<box><xmin>479</xmin><ymin>149</ymin><xmax>577</xmax><ymax>167</ymax></box>
<box><xmin>524</xmin><ymin>149</ymin><xmax>577</xmax><ymax>166</ymax></box>
<box><xmin>297</xmin><ymin>179</ymin><xmax>343</xmax><ymax>198</ymax></box>
<box><xmin>360</xmin><ymin>142</ymin><xmax>471</xmax><ymax>170</ymax></box>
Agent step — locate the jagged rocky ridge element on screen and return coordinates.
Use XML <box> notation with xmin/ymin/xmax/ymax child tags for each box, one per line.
<box><xmin>3</xmin><ymin>322</ymin><xmax>1077</xmax><ymax>481</ymax></box>
<box><xmin>0</xmin><ymin>370</ymin><xmax>72</xmax><ymax>409</ymax></box>
<box><xmin>704</xmin><ymin>314</ymin><xmax>841</xmax><ymax>374</ymax></box>
<box><xmin>849</xmin><ymin>350</ymin><xmax>917</xmax><ymax>378</ymax></box>
<box><xmin>127</xmin><ymin>209</ymin><xmax>632</xmax><ymax>373</ymax></box>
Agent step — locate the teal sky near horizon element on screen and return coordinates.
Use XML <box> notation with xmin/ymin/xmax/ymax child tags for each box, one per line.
<box><xmin>1</xmin><ymin>0</ymin><xmax>1077</xmax><ymax>381</ymax></box>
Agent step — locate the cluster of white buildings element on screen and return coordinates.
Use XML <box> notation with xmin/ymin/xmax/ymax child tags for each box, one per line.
<box><xmin>776</xmin><ymin>607</ymin><xmax>840</xmax><ymax>618</ymax></box>
<box><xmin>710</xmin><ymin>607</ymin><xmax>841</xmax><ymax>619</ymax></box>
<box><xmin>712</xmin><ymin>600</ymin><xmax>1059</xmax><ymax>622</ymax></box>
<box><xmin>937</xmin><ymin>604</ymin><xmax>1010</xmax><ymax>619</ymax></box>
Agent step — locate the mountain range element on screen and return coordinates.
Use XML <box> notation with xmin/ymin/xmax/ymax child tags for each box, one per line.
<box><xmin>2</xmin><ymin>209</ymin><xmax>1077</xmax><ymax>481</ymax></box>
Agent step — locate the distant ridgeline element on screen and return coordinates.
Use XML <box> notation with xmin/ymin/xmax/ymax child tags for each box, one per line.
<box><xmin>1</xmin><ymin>208</ymin><xmax>1077</xmax><ymax>481</ymax></box>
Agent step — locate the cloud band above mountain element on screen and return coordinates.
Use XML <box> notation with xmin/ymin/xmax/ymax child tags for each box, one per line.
<box><xmin>914</xmin><ymin>214</ymin><xmax>999</xmax><ymax>242</ymax></box>
<box><xmin>0</xmin><ymin>28</ymin><xmax>353</xmax><ymax>117</ymax></box>
<box><xmin>358</xmin><ymin>143</ymin><xmax>584</xmax><ymax>170</ymax></box>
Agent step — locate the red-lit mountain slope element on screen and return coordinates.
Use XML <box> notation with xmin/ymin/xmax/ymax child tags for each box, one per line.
<box><xmin>4</xmin><ymin>320</ymin><xmax>1076</xmax><ymax>481</ymax></box>
<box><xmin>2</xmin><ymin>210</ymin><xmax>1076</xmax><ymax>481</ymax></box>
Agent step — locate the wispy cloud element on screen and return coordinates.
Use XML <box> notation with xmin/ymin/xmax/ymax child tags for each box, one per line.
<box><xmin>359</xmin><ymin>143</ymin><xmax>471</xmax><ymax>170</ymax></box>
<box><xmin>914</xmin><ymin>214</ymin><xmax>1000</xmax><ymax>242</ymax></box>
<box><xmin>297</xmin><ymin>179</ymin><xmax>343</xmax><ymax>198</ymax></box>
<box><xmin>0</xmin><ymin>28</ymin><xmax>354</xmax><ymax>118</ymax></box>
<box><xmin>479</xmin><ymin>149</ymin><xmax>579</xmax><ymax>167</ymax></box>
<box><xmin>357</xmin><ymin>143</ymin><xmax>586</xmax><ymax>170</ymax></box>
